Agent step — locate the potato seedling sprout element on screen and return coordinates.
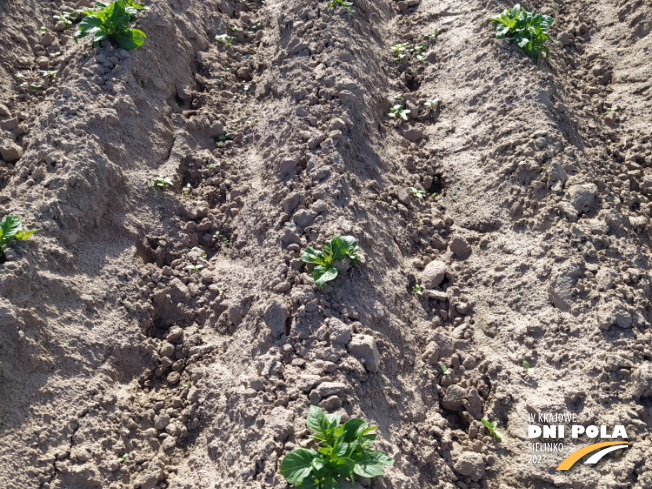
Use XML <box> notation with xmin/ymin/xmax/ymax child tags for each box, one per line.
<box><xmin>0</xmin><ymin>216</ymin><xmax>40</xmax><ymax>260</ymax></box>
<box><xmin>481</xmin><ymin>418</ymin><xmax>503</xmax><ymax>440</ymax></box>
<box><xmin>388</xmin><ymin>104</ymin><xmax>410</xmax><ymax>121</ymax></box>
<box><xmin>280</xmin><ymin>406</ymin><xmax>394</xmax><ymax>488</ymax></box>
<box><xmin>410</xmin><ymin>187</ymin><xmax>427</xmax><ymax>200</ymax></box>
<box><xmin>523</xmin><ymin>360</ymin><xmax>530</xmax><ymax>369</ymax></box>
<box><xmin>75</xmin><ymin>1</ymin><xmax>148</xmax><ymax>50</ymax></box>
<box><xmin>328</xmin><ymin>0</ymin><xmax>355</xmax><ymax>14</ymax></box>
<box><xmin>424</xmin><ymin>98</ymin><xmax>440</xmax><ymax>111</ymax></box>
<box><xmin>148</xmin><ymin>177</ymin><xmax>173</xmax><ymax>190</ymax></box>
<box><xmin>215</xmin><ymin>34</ymin><xmax>234</xmax><ymax>46</ymax></box>
<box><xmin>391</xmin><ymin>42</ymin><xmax>409</xmax><ymax>61</ymax></box>
<box><xmin>301</xmin><ymin>233</ymin><xmax>359</xmax><ymax>288</ymax></box>
<box><xmin>490</xmin><ymin>4</ymin><xmax>555</xmax><ymax>63</ymax></box>
<box><xmin>413</xmin><ymin>284</ymin><xmax>424</xmax><ymax>295</ymax></box>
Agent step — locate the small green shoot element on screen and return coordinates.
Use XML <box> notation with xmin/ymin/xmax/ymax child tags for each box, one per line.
<box><xmin>280</xmin><ymin>406</ymin><xmax>393</xmax><ymax>488</ymax></box>
<box><xmin>0</xmin><ymin>216</ymin><xmax>40</xmax><ymax>259</ymax></box>
<box><xmin>388</xmin><ymin>104</ymin><xmax>410</xmax><ymax>121</ymax></box>
<box><xmin>422</xmin><ymin>30</ymin><xmax>438</xmax><ymax>40</ymax></box>
<box><xmin>185</xmin><ymin>264</ymin><xmax>204</xmax><ymax>272</ymax></box>
<box><xmin>40</xmin><ymin>70</ymin><xmax>58</xmax><ymax>79</ymax></box>
<box><xmin>328</xmin><ymin>0</ymin><xmax>355</xmax><ymax>14</ymax></box>
<box><xmin>391</xmin><ymin>42</ymin><xmax>409</xmax><ymax>61</ymax></box>
<box><xmin>410</xmin><ymin>187</ymin><xmax>427</xmax><ymax>200</ymax></box>
<box><xmin>215</xmin><ymin>133</ymin><xmax>232</xmax><ymax>148</ymax></box>
<box><xmin>424</xmin><ymin>98</ymin><xmax>440</xmax><ymax>111</ymax></box>
<box><xmin>490</xmin><ymin>4</ymin><xmax>555</xmax><ymax>63</ymax></box>
<box><xmin>301</xmin><ymin>233</ymin><xmax>359</xmax><ymax>288</ymax></box>
<box><xmin>523</xmin><ymin>360</ymin><xmax>530</xmax><ymax>369</ymax></box>
<box><xmin>481</xmin><ymin>418</ymin><xmax>503</xmax><ymax>440</ymax></box>
<box><xmin>118</xmin><ymin>453</ymin><xmax>129</xmax><ymax>463</ymax></box>
<box><xmin>215</xmin><ymin>34</ymin><xmax>235</xmax><ymax>46</ymax></box>
<box><xmin>222</xmin><ymin>237</ymin><xmax>230</xmax><ymax>247</ymax></box>
<box><xmin>54</xmin><ymin>11</ymin><xmax>80</xmax><ymax>30</ymax></box>
<box><xmin>440</xmin><ymin>363</ymin><xmax>449</xmax><ymax>374</ymax></box>
<box><xmin>148</xmin><ymin>177</ymin><xmax>173</xmax><ymax>190</ymax></box>
<box><xmin>183</xmin><ymin>183</ymin><xmax>192</xmax><ymax>196</ymax></box>
<box><xmin>75</xmin><ymin>0</ymin><xmax>148</xmax><ymax>50</ymax></box>
<box><xmin>413</xmin><ymin>284</ymin><xmax>424</xmax><ymax>295</ymax></box>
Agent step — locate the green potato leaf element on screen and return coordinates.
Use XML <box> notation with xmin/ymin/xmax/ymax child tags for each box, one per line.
<box><xmin>314</xmin><ymin>265</ymin><xmax>339</xmax><ymax>288</ymax></box>
<box><xmin>0</xmin><ymin>216</ymin><xmax>39</xmax><ymax>255</ymax></box>
<box><xmin>116</xmin><ymin>28</ymin><xmax>146</xmax><ymax>50</ymax></box>
<box><xmin>301</xmin><ymin>247</ymin><xmax>325</xmax><ymax>265</ymax></box>
<box><xmin>339</xmin><ymin>418</ymin><xmax>367</xmax><ymax>443</ymax></box>
<box><xmin>296</xmin><ymin>476</ymin><xmax>320</xmax><ymax>489</ymax></box>
<box><xmin>306</xmin><ymin>405</ymin><xmax>327</xmax><ymax>435</ymax></box>
<box><xmin>1</xmin><ymin>216</ymin><xmax>23</xmax><ymax>238</ymax></box>
<box><xmin>369</xmin><ymin>450</ymin><xmax>395</xmax><ymax>466</ymax></box>
<box><xmin>321</xmin><ymin>477</ymin><xmax>341</xmax><ymax>489</ymax></box>
<box><xmin>15</xmin><ymin>229</ymin><xmax>40</xmax><ymax>241</ymax></box>
<box><xmin>280</xmin><ymin>449</ymin><xmax>319</xmax><ymax>485</ymax></box>
<box><xmin>353</xmin><ymin>452</ymin><xmax>387</xmax><ymax>478</ymax></box>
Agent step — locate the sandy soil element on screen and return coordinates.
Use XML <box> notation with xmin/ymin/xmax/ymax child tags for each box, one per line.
<box><xmin>1</xmin><ymin>0</ymin><xmax>651</xmax><ymax>488</ymax></box>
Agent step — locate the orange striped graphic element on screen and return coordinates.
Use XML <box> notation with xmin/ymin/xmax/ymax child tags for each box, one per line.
<box><xmin>556</xmin><ymin>441</ymin><xmax>628</xmax><ymax>470</ymax></box>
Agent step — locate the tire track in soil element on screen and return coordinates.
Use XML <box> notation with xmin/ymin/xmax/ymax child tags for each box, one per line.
<box><xmin>384</xmin><ymin>0</ymin><xmax>652</xmax><ymax>488</ymax></box>
<box><xmin>166</xmin><ymin>1</ymin><xmax>501</xmax><ymax>488</ymax></box>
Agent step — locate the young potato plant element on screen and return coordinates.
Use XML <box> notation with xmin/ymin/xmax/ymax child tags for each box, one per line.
<box><xmin>392</xmin><ymin>41</ymin><xmax>429</xmax><ymax>63</ymax></box>
<box><xmin>75</xmin><ymin>0</ymin><xmax>149</xmax><ymax>50</ymax></box>
<box><xmin>0</xmin><ymin>216</ymin><xmax>39</xmax><ymax>259</ymax></box>
<box><xmin>388</xmin><ymin>104</ymin><xmax>410</xmax><ymax>122</ymax></box>
<box><xmin>490</xmin><ymin>4</ymin><xmax>555</xmax><ymax>62</ymax></box>
<box><xmin>215</xmin><ymin>34</ymin><xmax>234</xmax><ymax>46</ymax></box>
<box><xmin>481</xmin><ymin>418</ymin><xmax>503</xmax><ymax>440</ymax></box>
<box><xmin>391</xmin><ymin>42</ymin><xmax>410</xmax><ymax>61</ymax></box>
<box><xmin>280</xmin><ymin>406</ymin><xmax>394</xmax><ymax>488</ymax></box>
<box><xmin>54</xmin><ymin>10</ymin><xmax>82</xmax><ymax>30</ymax></box>
<box><xmin>410</xmin><ymin>187</ymin><xmax>427</xmax><ymax>200</ymax></box>
<box><xmin>424</xmin><ymin>98</ymin><xmax>440</xmax><ymax>112</ymax></box>
<box><xmin>301</xmin><ymin>234</ymin><xmax>359</xmax><ymax>288</ymax></box>
<box><xmin>422</xmin><ymin>30</ymin><xmax>438</xmax><ymax>40</ymax></box>
<box><xmin>328</xmin><ymin>0</ymin><xmax>355</xmax><ymax>14</ymax></box>
<box><xmin>149</xmin><ymin>176</ymin><xmax>173</xmax><ymax>190</ymax></box>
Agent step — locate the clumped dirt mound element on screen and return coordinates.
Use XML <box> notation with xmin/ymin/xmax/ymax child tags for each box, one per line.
<box><xmin>1</xmin><ymin>0</ymin><xmax>651</xmax><ymax>488</ymax></box>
